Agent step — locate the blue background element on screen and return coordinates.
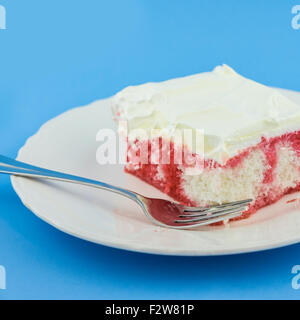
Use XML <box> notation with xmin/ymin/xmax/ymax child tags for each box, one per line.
<box><xmin>0</xmin><ymin>0</ymin><xmax>300</xmax><ymax>300</ymax></box>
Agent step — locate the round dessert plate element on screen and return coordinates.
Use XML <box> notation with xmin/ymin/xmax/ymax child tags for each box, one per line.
<box><xmin>11</xmin><ymin>89</ymin><xmax>300</xmax><ymax>256</ymax></box>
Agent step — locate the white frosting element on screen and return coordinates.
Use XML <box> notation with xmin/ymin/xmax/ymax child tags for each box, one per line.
<box><xmin>111</xmin><ymin>65</ymin><xmax>300</xmax><ymax>164</ymax></box>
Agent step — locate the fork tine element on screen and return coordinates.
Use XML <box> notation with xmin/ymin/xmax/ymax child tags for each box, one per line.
<box><xmin>176</xmin><ymin>210</ymin><xmax>244</xmax><ymax>228</ymax></box>
<box><xmin>175</xmin><ymin>206</ymin><xmax>246</xmax><ymax>224</ymax></box>
<box><xmin>181</xmin><ymin>199</ymin><xmax>252</xmax><ymax>212</ymax></box>
<box><xmin>177</xmin><ymin>205</ymin><xmax>249</xmax><ymax>222</ymax></box>
<box><xmin>179</xmin><ymin>202</ymin><xmax>250</xmax><ymax>218</ymax></box>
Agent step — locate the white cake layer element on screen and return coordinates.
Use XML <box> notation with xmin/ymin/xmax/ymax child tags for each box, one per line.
<box><xmin>183</xmin><ymin>140</ymin><xmax>300</xmax><ymax>205</ymax></box>
<box><xmin>111</xmin><ymin>65</ymin><xmax>300</xmax><ymax>164</ymax></box>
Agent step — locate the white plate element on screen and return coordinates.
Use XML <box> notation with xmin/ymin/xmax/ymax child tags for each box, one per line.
<box><xmin>11</xmin><ymin>89</ymin><xmax>300</xmax><ymax>256</ymax></box>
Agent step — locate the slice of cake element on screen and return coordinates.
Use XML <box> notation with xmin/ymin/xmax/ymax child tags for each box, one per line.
<box><xmin>111</xmin><ymin>65</ymin><xmax>300</xmax><ymax>221</ymax></box>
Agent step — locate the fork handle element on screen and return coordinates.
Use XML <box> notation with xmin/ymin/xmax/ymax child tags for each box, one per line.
<box><xmin>0</xmin><ymin>155</ymin><xmax>138</xmax><ymax>201</ymax></box>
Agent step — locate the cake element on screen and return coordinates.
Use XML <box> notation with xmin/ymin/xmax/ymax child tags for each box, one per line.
<box><xmin>111</xmin><ymin>65</ymin><xmax>300</xmax><ymax>221</ymax></box>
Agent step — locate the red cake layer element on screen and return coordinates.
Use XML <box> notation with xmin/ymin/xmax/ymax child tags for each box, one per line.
<box><xmin>125</xmin><ymin>131</ymin><xmax>300</xmax><ymax>222</ymax></box>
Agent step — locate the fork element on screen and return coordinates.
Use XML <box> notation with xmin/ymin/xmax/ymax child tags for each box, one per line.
<box><xmin>0</xmin><ymin>155</ymin><xmax>252</xmax><ymax>229</ymax></box>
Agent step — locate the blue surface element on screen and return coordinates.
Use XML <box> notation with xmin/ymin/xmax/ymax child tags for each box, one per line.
<box><xmin>0</xmin><ymin>0</ymin><xmax>300</xmax><ymax>300</ymax></box>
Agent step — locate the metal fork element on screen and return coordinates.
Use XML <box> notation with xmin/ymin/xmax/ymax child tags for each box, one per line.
<box><xmin>0</xmin><ymin>155</ymin><xmax>252</xmax><ymax>229</ymax></box>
